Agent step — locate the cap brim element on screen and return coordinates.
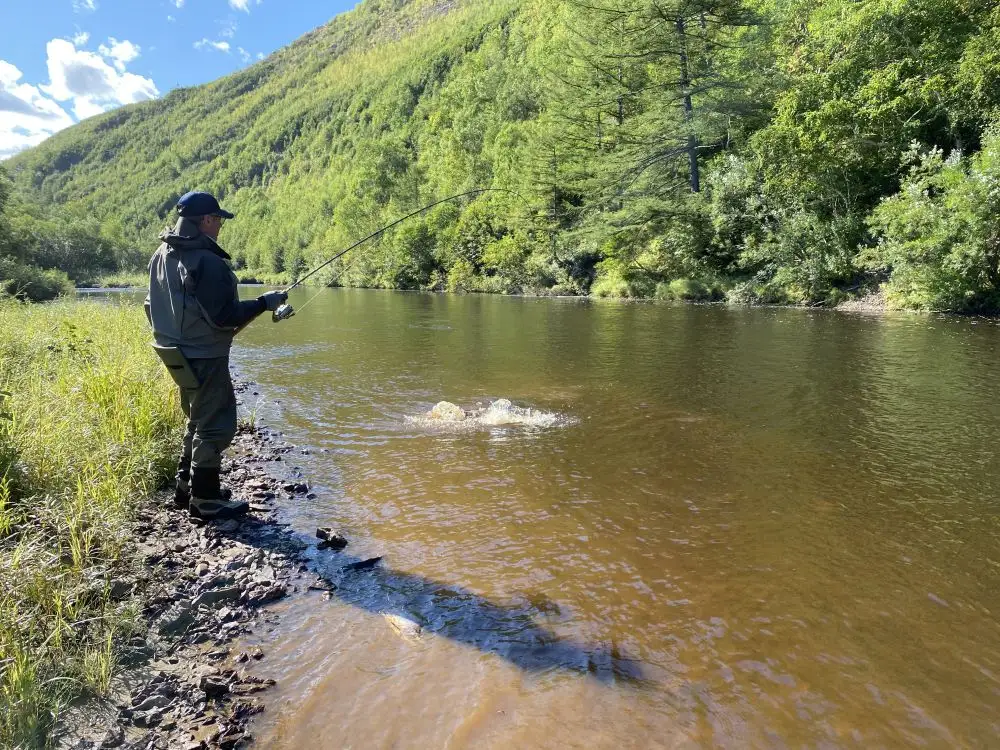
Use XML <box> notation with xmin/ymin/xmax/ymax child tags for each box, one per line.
<box><xmin>214</xmin><ymin>209</ymin><xmax>235</xmax><ymax>219</ymax></box>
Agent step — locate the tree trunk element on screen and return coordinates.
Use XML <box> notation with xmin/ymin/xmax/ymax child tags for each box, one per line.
<box><xmin>676</xmin><ymin>16</ymin><xmax>700</xmax><ymax>193</ymax></box>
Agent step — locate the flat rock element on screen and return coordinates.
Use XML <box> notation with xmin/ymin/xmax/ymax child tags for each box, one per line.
<box><xmin>192</xmin><ymin>587</ymin><xmax>242</xmax><ymax>609</ymax></box>
<box><xmin>344</xmin><ymin>556</ymin><xmax>382</xmax><ymax>572</ymax></box>
<box><xmin>98</xmin><ymin>726</ymin><xmax>125</xmax><ymax>748</ymax></box>
<box><xmin>157</xmin><ymin>603</ymin><xmax>195</xmax><ymax>636</ymax></box>
<box><xmin>250</xmin><ymin>584</ymin><xmax>286</xmax><ymax>606</ymax></box>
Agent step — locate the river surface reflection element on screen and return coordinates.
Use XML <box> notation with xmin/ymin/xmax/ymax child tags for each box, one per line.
<box><xmin>228</xmin><ymin>289</ymin><xmax>1000</xmax><ymax>748</ymax></box>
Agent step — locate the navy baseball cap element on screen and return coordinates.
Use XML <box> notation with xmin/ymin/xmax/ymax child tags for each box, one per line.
<box><xmin>176</xmin><ymin>191</ymin><xmax>235</xmax><ymax>219</ymax></box>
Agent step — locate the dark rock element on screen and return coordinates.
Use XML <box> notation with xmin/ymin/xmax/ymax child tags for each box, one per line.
<box><xmin>231</xmin><ymin>700</ymin><xmax>265</xmax><ymax>720</ymax></box>
<box><xmin>250</xmin><ymin>584</ymin><xmax>286</xmax><ymax>606</ymax></box>
<box><xmin>315</xmin><ymin>529</ymin><xmax>348</xmax><ymax>551</ymax></box>
<box><xmin>109</xmin><ymin>578</ymin><xmax>135</xmax><ymax>601</ymax></box>
<box><xmin>283</xmin><ymin>482</ymin><xmax>309</xmax><ymax>494</ymax></box>
<box><xmin>157</xmin><ymin>603</ymin><xmax>195</xmax><ymax>636</ymax></box>
<box><xmin>198</xmin><ymin>675</ymin><xmax>230</xmax><ymax>698</ymax></box>
<box><xmin>99</xmin><ymin>726</ymin><xmax>125</xmax><ymax>748</ymax></box>
<box><xmin>308</xmin><ymin>583</ymin><xmax>336</xmax><ymax>593</ymax></box>
<box><xmin>192</xmin><ymin>587</ymin><xmax>242</xmax><ymax>609</ymax></box>
<box><xmin>344</xmin><ymin>556</ymin><xmax>382</xmax><ymax>571</ymax></box>
<box><xmin>132</xmin><ymin>708</ymin><xmax>163</xmax><ymax>728</ymax></box>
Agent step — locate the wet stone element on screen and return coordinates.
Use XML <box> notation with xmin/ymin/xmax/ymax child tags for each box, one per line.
<box><xmin>198</xmin><ymin>675</ymin><xmax>229</xmax><ymax>698</ymax></box>
<box><xmin>98</xmin><ymin>726</ymin><xmax>125</xmax><ymax>748</ymax></box>
<box><xmin>345</xmin><ymin>556</ymin><xmax>383</xmax><ymax>571</ymax></box>
<box><xmin>315</xmin><ymin>528</ymin><xmax>348</xmax><ymax>551</ymax></box>
<box><xmin>132</xmin><ymin>694</ymin><xmax>171</xmax><ymax>713</ymax></box>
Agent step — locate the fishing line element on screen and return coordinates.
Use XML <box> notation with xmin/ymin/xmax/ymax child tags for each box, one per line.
<box><xmin>271</xmin><ymin>187</ymin><xmax>530</xmax><ymax>322</ymax></box>
<box><xmin>287</xmin><ymin>188</ymin><xmax>528</xmax><ymax>291</ymax></box>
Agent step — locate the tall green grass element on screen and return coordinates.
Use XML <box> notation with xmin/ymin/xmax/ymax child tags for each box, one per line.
<box><xmin>0</xmin><ymin>297</ymin><xmax>182</xmax><ymax>748</ymax></box>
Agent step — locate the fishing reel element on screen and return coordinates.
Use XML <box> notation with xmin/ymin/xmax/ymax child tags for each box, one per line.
<box><xmin>272</xmin><ymin>303</ymin><xmax>296</xmax><ymax>322</ymax></box>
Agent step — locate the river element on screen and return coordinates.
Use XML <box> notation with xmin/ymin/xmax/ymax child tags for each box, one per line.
<box><xmin>223</xmin><ymin>288</ymin><xmax>1000</xmax><ymax>748</ymax></box>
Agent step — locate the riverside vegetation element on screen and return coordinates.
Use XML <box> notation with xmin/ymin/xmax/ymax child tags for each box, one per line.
<box><xmin>4</xmin><ymin>0</ymin><xmax>1000</xmax><ymax>310</ymax></box>
<box><xmin>0</xmin><ymin>299</ymin><xmax>181</xmax><ymax>746</ymax></box>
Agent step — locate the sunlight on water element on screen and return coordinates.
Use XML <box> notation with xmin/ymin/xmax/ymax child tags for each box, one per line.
<box><xmin>405</xmin><ymin>398</ymin><xmax>568</xmax><ymax>430</ymax></box>
<box><xmin>233</xmin><ymin>290</ymin><xmax>1000</xmax><ymax>749</ymax></box>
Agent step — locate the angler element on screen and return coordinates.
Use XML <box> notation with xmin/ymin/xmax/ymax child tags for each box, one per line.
<box><xmin>147</xmin><ymin>188</ymin><xmax>512</xmax><ymax>519</ymax></box>
<box><xmin>145</xmin><ymin>191</ymin><xmax>288</xmax><ymax>520</ymax></box>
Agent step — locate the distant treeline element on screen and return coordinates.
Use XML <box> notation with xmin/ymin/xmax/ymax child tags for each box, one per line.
<box><xmin>3</xmin><ymin>0</ymin><xmax>1000</xmax><ymax>310</ymax></box>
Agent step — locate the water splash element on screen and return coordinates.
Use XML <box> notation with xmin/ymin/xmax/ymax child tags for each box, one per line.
<box><xmin>407</xmin><ymin>398</ymin><xmax>567</xmax><ymax>430</ymax></box>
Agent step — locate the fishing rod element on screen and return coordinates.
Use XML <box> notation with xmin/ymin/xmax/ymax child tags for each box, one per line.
<box><xmin>271</xmin><ymin>188</ymin><xmax>523</xmax><ymax>322</ymax></box>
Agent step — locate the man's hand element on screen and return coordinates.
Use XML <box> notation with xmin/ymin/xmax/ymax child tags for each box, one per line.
<box><xmin>258</xmin><ymin>290</ymin><xmax>288</xmax><ymax>312</ymax></box>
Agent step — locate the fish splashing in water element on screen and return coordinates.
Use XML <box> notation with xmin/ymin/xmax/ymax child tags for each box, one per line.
<box><xmin>414</xmin><ymin>399</ymin><xmax>563</xmax><ymax>429</ymax></box>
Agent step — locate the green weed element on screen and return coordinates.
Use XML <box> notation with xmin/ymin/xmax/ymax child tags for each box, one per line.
<box><xmin>0</xmin><ymin>297</ymin><xmax>182</xmax><ymax>749</ymax></box>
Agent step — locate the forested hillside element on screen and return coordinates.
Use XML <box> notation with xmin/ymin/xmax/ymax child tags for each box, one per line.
<box><xmin>3</xmin><ymin>0</ymin><xmax>1000</xmax><ymax>310</ymax></box>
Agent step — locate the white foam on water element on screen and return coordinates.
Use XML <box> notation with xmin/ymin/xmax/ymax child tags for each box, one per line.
<box><xmin>406</xmin><ymin>398</ymin><xmax>568</xmax><ymax>430</ymax></box>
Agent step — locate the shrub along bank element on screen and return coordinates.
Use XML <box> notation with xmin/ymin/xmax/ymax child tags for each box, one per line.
<box><xmin>0</xmin><ymin>298</ymin><xmax>181</xmax><ymax>748</ymax></box>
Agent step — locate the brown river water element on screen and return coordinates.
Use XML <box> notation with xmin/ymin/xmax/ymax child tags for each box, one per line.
<box><xmin>224</xmin><ymin>289</ymin><xmax>1000</xmax><ymax>748</ymax></box>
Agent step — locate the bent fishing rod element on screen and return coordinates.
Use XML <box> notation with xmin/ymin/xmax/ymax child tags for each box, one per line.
<box><xmin>269</xmin><ymin>188</ymin><xmax>523</xmax><ymax>323</ymax></box>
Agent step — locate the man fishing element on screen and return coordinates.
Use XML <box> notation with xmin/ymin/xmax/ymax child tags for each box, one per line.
<box><xmin>145</xmin><ymin>191</ymin><xmax>287</xmax><ymax>520</ymax></box>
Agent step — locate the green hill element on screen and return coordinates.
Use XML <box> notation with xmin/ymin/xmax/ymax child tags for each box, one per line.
<box><xmin>4</xmin><ymin>0</ymin><xmax>1000</xmax><ymax>310</ymax></box>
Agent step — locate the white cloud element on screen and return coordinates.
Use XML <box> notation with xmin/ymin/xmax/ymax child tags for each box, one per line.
<box><xmin>228</xmin><ymin>0</ymin><xmax>262</xmax><ymax>12</ymax></box>
<box><xmin>98</xmin><ymin>38</ymin><xmax>140</xmax><ymax>73</ymax></box>
<box><xmin>257</xmin><ymin>52</ymin><xmax>264</xmax><ymax>60</ymax></box>
<box><xmin>173</xmin><ymin>0</ymin><xmax>184</xmax><ymax>6</ymax></box>
<box><xmin>219</xmin><ymin>19</ymin><xmax>238</xmax><ymax>39</ymax></box>
<box><xmin>194</xmin><ymin>39</ymin><xmax>231</xmax><ymax>53</ymax></box>
<box><xmin>167</xmin><ymin>14</ymin><xmax>175</xmax><ymax>21</ymax></box>
<box><xmin>72</xmin><ymin>31</ymin><xmax>90</xmax><ymax>46</ymax></box>
<box><xmin>0</xmin><ymin>37</ymin><xmax>159</xmax><ymax>159</ymax></box>
<box><xmin>72</xmin><ymin>0</ymin><xmax>97</xmax><ymax>12</ymax></box>
<box><xmin>0</xmin><ymin>60</ymin><xmax>75</xmax><ymax>159</ymax></box>
<box><xmin>237</xmin><ymin>47</ymin><xmax>251</xmax><ymax>63</ymax></box>
<box><xmin>42</xmin><ymin>38</ymin><xmax>158</xmax><ymax>120</ymax></box>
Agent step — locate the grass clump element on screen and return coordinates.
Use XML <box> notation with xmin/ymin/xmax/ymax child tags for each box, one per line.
<box><xmin>654</xmin><ymin>278</ymin><xmax>724</xmax><ymax>302</ymax></box>
<box><xmin>0</xmin><ymin>297</ymin><xmax>182</xmax><ymax>748</ymax></box>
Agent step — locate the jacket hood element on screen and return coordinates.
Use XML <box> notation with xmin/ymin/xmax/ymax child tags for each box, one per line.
<box><xmin>159</xmin><ymin>217</ymin><xmax>230</xmax><ymax>259</ymax></box>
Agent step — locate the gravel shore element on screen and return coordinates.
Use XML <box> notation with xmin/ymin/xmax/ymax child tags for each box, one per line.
<box><xmin>54</xmin><ymin>394</ymin><xmax>335</xmax><ymax>750</ymax></box>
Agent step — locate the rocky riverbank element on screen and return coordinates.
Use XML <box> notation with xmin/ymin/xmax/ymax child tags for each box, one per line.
<box><xmin>54</xmin><ymin>411</ymin><xmax>335</xmax><ymax>750</ymax></box>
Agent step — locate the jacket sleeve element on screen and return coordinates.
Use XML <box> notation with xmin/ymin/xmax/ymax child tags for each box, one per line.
<box><xmin>194</xmin><ymin>255</ymin><xmax>266</xmax><ymax>329</ymax></box>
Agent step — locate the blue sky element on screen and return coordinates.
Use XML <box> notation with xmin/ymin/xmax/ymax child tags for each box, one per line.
<box><xmin>0</xmin><ymin>0</ymin><xmax>359</xmax><ymax>158</ymax></box>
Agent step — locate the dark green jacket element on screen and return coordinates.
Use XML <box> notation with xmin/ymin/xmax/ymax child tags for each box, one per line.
<box><xmin>145</xmin><ymin>218</ymin><xmax>264</xmax><ymax>358</ymax></box>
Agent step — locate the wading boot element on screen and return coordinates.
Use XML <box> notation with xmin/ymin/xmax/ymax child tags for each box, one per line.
<box><xmin>189</xmin><ymin>467</ymin><xmax>249</xmax><ymax>520</ymax></box>
<box><xmin>174</xmin><ymin>457</ymin><xmax>192</xmax><ymax>509</ymax></box>
<box><xmin>176</xmin><ymin>457</ymin><xmax>232</xmax><ymax>510</ymax></box>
